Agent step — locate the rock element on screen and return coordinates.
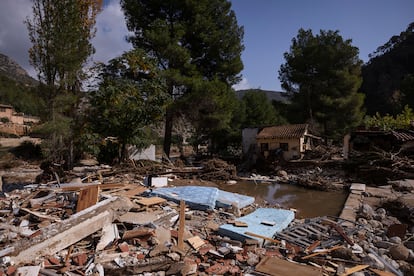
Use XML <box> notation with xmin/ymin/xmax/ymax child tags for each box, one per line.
<box><xmin>331</xmin><ymin>247</ymin><xmax>356</xmax><ymax>261</ymax></box>
<box><xmin>357</xmin><ymin>217</ymin><xmax>368</xmax><ymax>225</ymax></box>
<box><xmin>218</xmin><ymin>247</ymin><xmax>231</xmax><ymax>256</ymax></box>
<box><xmin>375</xmin><ymin>208</ymin><xmax>387</xmax><ymax>220</ymax></box>
<box><xmin>375</xmin><ymin>240</ymin><xmax>394</xmax><ymax>249</ymax></box>
<box><xmin>382</xmin><ymin>216</ymin><xmax>402</xmax><ymax>227</ymax></box>
<box><xmin>369</xmin><ymin>220</ymin><xmax>383</xmax><ymax>229</ymax></box>
<box><xmin>362</xmin><ymin>253</ymin><xmax>385</xmax><ymax>270</ymax></box>
<box><xmin>389</xmin><ymin>244</ymin><xmax>410</xmax><ymax>261</ymax></box>
<box><xmin>389</xmin><ymin>236</ymin><xmax>402</xmax><ymax>244</ymax></box>
<box><xmin>277</xmin><ymin>170</ymin><xmax>288</xmax><ymax>178</ymax></box>
<box><xmin>383</xmin><ymin>255</ymin><xmax>400</xmax><ymax>270</ymax></box>
<box><xmin>351</xmin><ymin>272</ymin><xmax>365</xmax><ymax>276</ymax></box>
<box><xmin>359</xmin><ymin>203</ymin><xmax>375</xmax><ymax>220</ymax></box>
<box><xmin>166</xmin><ymin>252</ymin><xmax>181</xmax><ymax>262</ymax></box>
<box><xmin>246</xmin><ymin>252</ymin><xmax>259</xmax><ymax>266</ymax></box>
<box><xmin>149</xmin><ymin>244</ymin><xmax>169</xmax><ymax>257</ymax></box>
<box><xmin>166</xmin><ymin>262</ymin><xmax>184</xmax><ymax>275</ymax></box>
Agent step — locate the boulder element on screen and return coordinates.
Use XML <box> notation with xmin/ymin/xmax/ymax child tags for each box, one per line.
<box><xmin>389</xmin><ymin>244</ymin><xmax>410</xmax><ymax>261</ymax></box>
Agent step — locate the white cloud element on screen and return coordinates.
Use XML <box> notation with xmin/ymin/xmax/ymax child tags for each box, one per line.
<box><xmin>232</xmin><ymin>77</ymin><xmax>251</xmax><ymax>91</ymax></box>
<box><xmin>0</xmin><ymin>0</ymin><xmax>132</xmax><ymax>79</ymax></box>
<box><xmin>0</xmin><ymin>0</ymin><xmax>33</xmax><ymax>76</ymax></box>
<box><xmin>92</xmin><ymin>0</ymin><xmax>132</xmax><ymax>64</ymax></box>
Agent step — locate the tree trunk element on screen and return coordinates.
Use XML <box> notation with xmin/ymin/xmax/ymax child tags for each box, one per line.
<box><xmin>163</xmin><ymin>108</ymin><xmax>173</xmax><ymax>158</ymax></box>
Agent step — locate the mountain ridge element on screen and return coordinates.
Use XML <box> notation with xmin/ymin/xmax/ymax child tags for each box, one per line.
<box><xmin>0</xmin><ymin>53</ymin><xmax>37</xmax><ymax>86</ymax></box>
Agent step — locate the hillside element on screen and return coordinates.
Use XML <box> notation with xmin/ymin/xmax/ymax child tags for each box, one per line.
<box><xmin>0</xmin><ymin>53</ymin><xmax>37</xmax><ymax>86</ymax></box>
<box><xmin>236</xmin><ymin>89</ymin><xmax>289</xmax><ymax>103</ymax></box>
<box><xmin>0</xmin><ymin>53</ymin><xmax>43</xmax><ymax>116</ymax></box>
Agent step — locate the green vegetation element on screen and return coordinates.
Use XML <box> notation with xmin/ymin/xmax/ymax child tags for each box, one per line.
<box><xmin>87</xmin><ymin>49</ymin><xmax>167</xmax><ymax>161</ymax></box>
<box><xmin>279</xmin><ymin>28</ymin><xmax>365</xmax><ymax>139</ymax></box>
<box><xmin>361</xmin><ymin>22</ymin><xmax>414</xmax><ymax>116</ymax></box>
<box><xmin>121</xmin><ymin>0</ymin><xmax>244</xmax><ymax>157</ymax></box>
<box><xmin>25</xmin><ymin>0</ymin><xmax>102</xmax><ymax>168</ymax></box>
<box><xmin>0</xmin><ymin>75</ymin><xmax>44</xmax><ymax>116</ymax></box>
<box><xmin>2</xmin><ymin>1</ymin><xmax>412</xmax><ymax>164</ymax></box>
<box><xmin>364</xmin><ymin>105</ymin><xmax>414</xmax><ymax>131</ymax></box>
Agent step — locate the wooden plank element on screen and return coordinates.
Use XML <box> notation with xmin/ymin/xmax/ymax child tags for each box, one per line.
<box><xmin>369</xmin><ymin>268</ymin><xmax>397</xmax><ymax>276</ymax></box>
<box><xmin>339</xmin><ymin>265</ymin><xmax>369</xmax><ymax>276</ymax></box>
<box><xmin>76</xmin><ymin>185</ymin><xmax>100</xmax><ymax>212</ymax></box>
<box><xmin>305</xmin><ymin>240</ymin><xmax>321</xmax><ymax>253</ymax></box>
<box><xmin>122</xmin><ymin>227</ymin><xmax>154</xmax><ymax>240</ymax></box>
<box><xmin>58</xmin><ymin>183</ymin><xmax>127</xmax><ymax>192</ymax></box>
<box><xmin>256</xmin><ymin>256</ymin><xmax>322</xmax><ymax>276</ymax></box>
<box><xmin>244</xmin><ymin>231</ymin><xmax>280</xmax><ymax>244</ymax></box>
<box><xmin>301</xmin><ymin>245</ymin><xmax>343</xmax><ymax>260</ymax></box>
<box><xmin>136</xmin><ymin>197</ymin><xmax>167</xmax><ymax>206</ymax></box>
<box><xmin>233</xmin><ymin>221</ymin><xmax>248</xmax><ymax>227</ymax></box>
<box><xmin>20</xmin><ymin>208</ymin><xmax>61</xmax><ymax>222</ymax></box>
<box><xmin>186</xmin><ymin>236</ymin><xmax>205</xmax><ymax>250</ymax></box>
<box><xmin>178</xmin><ymin>200</ymin><xmax>186</xmax><ymax>250</ymax></box>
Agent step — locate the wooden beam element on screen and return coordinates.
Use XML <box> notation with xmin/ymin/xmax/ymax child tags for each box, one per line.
<box><xmin>369</xmin><ymin>268</ymin><xmax>397</xmax><ymax>276</ymax></box>
<box><xmin>339</xmin><ymin>265</ymin><xmax>370</xmax><ymax>276</ymax></box>
<box><xmin>177</xmin><ymin>200</ymin><xmax>186</xmax><ymax>250</ymax></box>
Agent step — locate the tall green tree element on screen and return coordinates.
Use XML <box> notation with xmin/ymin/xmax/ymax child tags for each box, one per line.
<box><xmin>25</xmin><ymin>0</ymin><xmax>102</xmax><ymax>166</ymax></box>
<box><xmin>279</xmin><ymin>28</ymin><xmax>364</xmax><ymax>139</ymax></box>
<box><xmin>240</xmin><ymin>90</ymin><xmax>286</xmax><ymax>128</ymax></box>
<box><xmin>88</xmin><ymin>50</ymin><xmax>167</xmax><ymax>162</ymax></box>
<box><xmin>121</xmin><ymin>0</ymin><xmax>244</xmax><ymax>157</ymax></box>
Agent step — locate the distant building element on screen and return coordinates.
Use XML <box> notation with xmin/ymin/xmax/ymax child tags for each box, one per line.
<box><xmin>243</xmin><ymin>124</ymin><xmax>322</xmax><ymax>162</ymax></box>
<box><xmin>0</xmin><ymin>103</ymin><xmax>40</xmax><ymax>136</ymax></box>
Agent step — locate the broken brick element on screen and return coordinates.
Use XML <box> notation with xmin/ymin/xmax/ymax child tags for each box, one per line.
<box><xmin>48</xmin><ymin>256</ymin><xmax>61</xmax><ymax>265</ymax></box>
<box><xmin>118</xmin><ymin>242</ymin><xmax>130</xmax><ymax>252</ymax></box>
<box><xmin>72</xmin><ymin>253</ymin><xmax>88</xmax><ymax>266</ymax></box>
<box><xmin>6</xmin><ymin>266</ymin><xmax>16</xmax><ymax>276</ymax></box>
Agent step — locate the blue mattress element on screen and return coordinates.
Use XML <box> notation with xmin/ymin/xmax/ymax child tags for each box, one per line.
<box><xmin>218</xmin><ymin>208</ymin><xmax>295</xmax><ymax>243</ymax></box>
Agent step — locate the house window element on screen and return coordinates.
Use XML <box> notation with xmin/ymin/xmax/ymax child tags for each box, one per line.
<box><xmin>0</xmin><ymin>107</ymin><xmax>6</xmax><ymax>112</ymax></box>
<box><xmin>280</xmin><ymin>143</ymin><xmax>289</xmax><ymax>151</ymax></box>
<box><xmin>260</xmin><ymin>143</ymin><xmax>269</xmax><ymax>152</ymax></box>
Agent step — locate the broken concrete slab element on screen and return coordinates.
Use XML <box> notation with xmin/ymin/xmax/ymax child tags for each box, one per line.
<box><xmin>218</xmin><ymin>208</ymin><xmax>295</xmax><ymax>243</ymax></box>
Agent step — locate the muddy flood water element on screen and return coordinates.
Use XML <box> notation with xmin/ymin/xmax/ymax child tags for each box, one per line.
<box><xmin>216</xmin><ymin>181</ymin><xmax>348</xmax><ymax>219</ymax></box>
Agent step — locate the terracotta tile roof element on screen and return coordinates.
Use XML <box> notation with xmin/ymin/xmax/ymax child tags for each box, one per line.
<box><xmin>257</xmin><ymin>124</ymin><xmax>309</xmax><ymax>139</ymax></box>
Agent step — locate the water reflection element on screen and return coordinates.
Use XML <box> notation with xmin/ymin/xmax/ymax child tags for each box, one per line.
<box><xmin>216</xmin><ymin>181</ymin><xmax>347</xmax><ymax>219</ymax></box>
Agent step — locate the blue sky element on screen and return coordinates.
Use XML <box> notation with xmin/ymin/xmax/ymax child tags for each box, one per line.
<box><xmin>231</xmin><ymin>0</ymin><xmax>414</xmax><ymax>91</ymax></box>
<box><xmin>0</xmin><ymin>0</ymin><xmax>413</xmax><ymax>92</ymax></box>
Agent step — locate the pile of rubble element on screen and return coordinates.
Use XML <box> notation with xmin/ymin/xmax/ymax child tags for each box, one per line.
<box><xmin>0</xmin><ymin>165</ymin><xmax>412</xmax><ymax>276</ymax></box>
